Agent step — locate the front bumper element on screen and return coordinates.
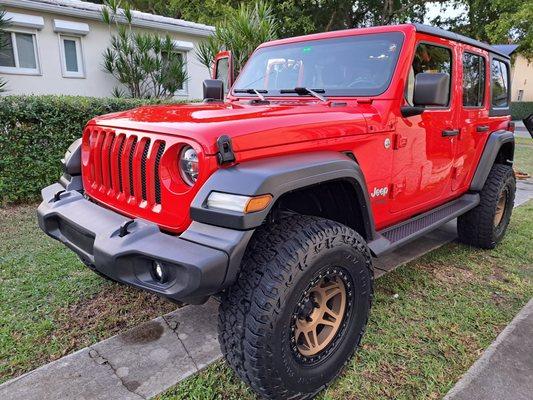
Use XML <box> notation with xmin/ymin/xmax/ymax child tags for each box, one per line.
<box><xmin>37</xmin><ymin>183</ymin><xmax>252</xmax><ymax>303</ymax></box>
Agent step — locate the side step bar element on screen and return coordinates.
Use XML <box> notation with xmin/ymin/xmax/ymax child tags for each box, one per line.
<box><xmin>368</xmin><ymin>193</ymin><xmax>480</xmax><ymax>257</ymax></box>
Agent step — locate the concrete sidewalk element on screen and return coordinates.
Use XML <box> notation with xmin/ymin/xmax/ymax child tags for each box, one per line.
<box><xmin>0</xmin><ymin>180</ymin><xmax>531</xmax><ymax>400</ymax></box>
<box><xmin>0</xmin><ymin>301</ymin><xmax>221</xmax><ymax>400</ymax></box>
<box><xmin>445</xmin><ymin>298</ymin><xmax>533</xmax><ymax>400</ymax></box>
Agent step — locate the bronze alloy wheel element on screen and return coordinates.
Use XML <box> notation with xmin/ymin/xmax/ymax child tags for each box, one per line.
<box><xmin>291</xmin><ymin>267</ymin><xmax>353</xmax><ymax>364</ymax></box>
<box><xmin>494</xmin><ymin>188</ymin><xmax>508</xmax><ymax>227</ymax></box>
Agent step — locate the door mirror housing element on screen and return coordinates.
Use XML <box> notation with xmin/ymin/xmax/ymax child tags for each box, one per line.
<box><xmin>413</xmin><ymin>72</ymin><xmax>450</xmax><ymax>107</ymax></box>
<box><xmin>401</xmin><ymin>106</ymin><xmax>425</xmax><ymax>118</ymax></box>
<box><xmin>203</xmin><ymin>79</ymin><xmax>224</xmax><ymax>102</ymax></box>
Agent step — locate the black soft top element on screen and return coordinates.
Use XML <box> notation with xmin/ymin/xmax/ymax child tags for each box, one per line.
<box><xmin>412</xmin><ymin>23</ymin><xmax>510</xmax><ymax>59</ymax></box>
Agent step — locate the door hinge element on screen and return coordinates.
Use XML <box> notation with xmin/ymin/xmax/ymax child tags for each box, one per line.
<box><xmin>451</xmin><ymin>166</ymin><xmax>458</xmax><ymax>179</ymax></box>
<box><xmin>216</xmin><ymin>135</ymin><xmax>236</xmax><ymax>165</ymax></box>
<box><xmin>389</xmin><ymin>182</ymin><xmax>405</xmax><ymax>199</ymax></box>
<box><xmin>393</xmin><ymin>134</ymin><xmax>407</xmax><ymax>149</ymax></box>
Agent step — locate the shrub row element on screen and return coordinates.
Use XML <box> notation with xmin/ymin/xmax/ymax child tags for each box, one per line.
<box><xmin>510</xmin><ymin>102</ymin><xmax>533</xmax><ymax>120</ymax></box>
<box><xmin>0</xmin><ymin>95</ymin><xmax>181</xmax><ymax>204</ymax></box>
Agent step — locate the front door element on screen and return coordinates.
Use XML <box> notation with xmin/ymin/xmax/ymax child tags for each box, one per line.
<box><xmin>391</xmin><ymin>39</ymin><xmax>458</xmax><ymax>213</ymax></box>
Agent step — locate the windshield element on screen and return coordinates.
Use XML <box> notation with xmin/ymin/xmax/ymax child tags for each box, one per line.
<box><xmin>233</xmin><ymin>32</ymin><xmax>404</xmax><ymax>97</ymax></box>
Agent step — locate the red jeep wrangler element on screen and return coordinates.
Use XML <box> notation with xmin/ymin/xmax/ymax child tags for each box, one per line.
<box><xmin>38</xmin><ymin>24</ymin><xmax>516</xmax><ymax>399</ymax></box>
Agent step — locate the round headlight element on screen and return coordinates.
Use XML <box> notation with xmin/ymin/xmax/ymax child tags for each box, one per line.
<box><xmin>179</xmin><ymin>146</ymin><xmax>199</xmax><ymax>186</ymax></box>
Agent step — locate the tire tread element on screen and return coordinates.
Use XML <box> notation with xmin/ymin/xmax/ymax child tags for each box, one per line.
<box><xmin>218</xmin><ymin>215</ymin><xmax>373</xmax><ymax>399</ymax></box>
<box><xmin>458</xmin><ymin>164</ymin><xmax>515</xmax><ymax>249</ymax></box>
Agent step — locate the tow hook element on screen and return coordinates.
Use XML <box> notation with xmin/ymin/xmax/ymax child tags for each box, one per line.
<box><xmin>53</xmin><ymin>190</ymin><xmax>66</xmax><ymax>202</ymax></box>
<box><xmin>216</xmin><ymin>135</ymin><xmax>236</xmax><ymax>164</ymax></box>
<box><xmin>119</xmin><ymin>220</ymin><xmax>136</xmax><ymax>237</ymax></box>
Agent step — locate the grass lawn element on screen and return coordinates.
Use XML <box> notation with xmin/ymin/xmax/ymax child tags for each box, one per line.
<box><xmin>515</xmin><ymin>137</ymin><xmax>532</xmax><ymax>176</ymax></box>
<box><xmin>0</xmin><ymin>205</ymin><xmax>177</xmax><ymax>383</ymax></box>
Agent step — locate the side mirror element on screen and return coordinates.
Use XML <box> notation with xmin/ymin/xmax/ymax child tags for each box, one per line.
<box><xmin>401</xmin><ymin>73</ymin><xmax>450</xmax><ymax>118</ymax></box>
<box><xmin>203</xmin><ymin>79</ymin><xmax>224</xmax><ymax>102</ymax></box>
<box><xmin>523</xmin><ymin>113</ymin><xmax>533</xmax><ymax>138</ymax></box>
<box><xmin>413</xmin><ymin>72</ymin><xmax>450</xmax><ymax>107</ymax></box>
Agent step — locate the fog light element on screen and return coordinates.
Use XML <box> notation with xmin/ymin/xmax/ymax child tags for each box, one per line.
<box><xmin>152</xmin><ymin>261</ymin><xmax>167</xmax><ymax>283</ymax></box>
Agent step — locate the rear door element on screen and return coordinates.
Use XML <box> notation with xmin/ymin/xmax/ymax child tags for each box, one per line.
<box><xmin>391</xmin><ymin>38</ymin><xmax>459</xmax><ymax>213</ymax></box>
<box><xmin>452</xmin><ymin>46</ymin><xmax>490</xmax><ymax>192</ymax></box>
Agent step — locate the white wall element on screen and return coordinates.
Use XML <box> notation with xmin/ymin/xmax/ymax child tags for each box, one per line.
<box><xmin>511</xmin><ymin>54</ymin><xmax>533</xmax><ymax>102</ymax></box>
<box><xmin>0</xmin><ymin>7</ymin><xmax>211</xmax><ymax>99</ymax></box>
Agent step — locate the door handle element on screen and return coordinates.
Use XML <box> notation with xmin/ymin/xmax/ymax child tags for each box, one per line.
<box><xmin>442</xmin><ymin>129</ymin><xmax>460</xmax><ymax>137</ymax></box>
<box><xmin>476</xmin><ymin>125</ymin><xmax>489</xmax><ymax>132</ymax></box>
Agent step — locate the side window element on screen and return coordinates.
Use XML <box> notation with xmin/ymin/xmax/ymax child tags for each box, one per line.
<box><xmin>406</xmin><ymin>43</ymin><xmax>452</xmax><ymax>106</ymax></box>
<box><xmin>215</xmin><ymin>57</ymin><xmax>229</xmax><ymax>93</ymax></box>
<box><xmin>491</xmin><ymin>59</ymin><xmax>509</xmax><ymax>108</ymax></box>
<box><xmin>462</xmin><ymin>52</ymin><xmax>485</xmax><ymax>107</ymax></box>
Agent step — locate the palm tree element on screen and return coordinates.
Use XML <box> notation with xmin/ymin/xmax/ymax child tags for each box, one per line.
<box><xmin>196</xmin><ymin>1</ymin><xmax>278</xmax><ymax>76</ymax></box>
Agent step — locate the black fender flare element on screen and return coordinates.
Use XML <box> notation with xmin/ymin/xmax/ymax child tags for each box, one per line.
<box><xmin>470</xmin><ymin>130</ymin><xmax>514</xmax><ymax>192</ymax></box>
<box><xmin>190</xmin><ymin>151</ymin><xmax>376</xmax><ymax>239</ymax></box>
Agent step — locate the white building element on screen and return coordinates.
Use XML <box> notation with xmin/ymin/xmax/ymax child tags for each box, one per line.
<box><xmin>0</xmin><ymin>0</ymin><xmax>214</xmax><ymax>99</ymax></box>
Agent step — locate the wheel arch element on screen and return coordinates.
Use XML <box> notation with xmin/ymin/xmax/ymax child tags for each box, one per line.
<box><xmin>271</xmin><ymin>178</ymin><xmax>373</xmax><ymax>241</ymax></box>
<box><xmin>470</xmin><ymin>130</ymin><xmax>515</xmax><ymax>192</ymax></box>
<box><xmin>190</xmin><ymin>151</ymin><xmax>376</xmax><ymax>239</ymax></box>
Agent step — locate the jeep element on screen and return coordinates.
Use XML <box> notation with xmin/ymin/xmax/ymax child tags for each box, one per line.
<box><xmin>38</xmin><ymin>24</ymin><xmax>517</xmax><ymax>399</ymax></box>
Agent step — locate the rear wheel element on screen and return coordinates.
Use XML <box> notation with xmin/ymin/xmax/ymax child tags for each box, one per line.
<box><xmin>458</xmin><ymin>164</ymin><xmax>515</xmax><ymax>249</ymax></box>
<box><xmin>218</xmin><ymin>215</ymin><xmax>373</xmax><ymax>399</ymax></box>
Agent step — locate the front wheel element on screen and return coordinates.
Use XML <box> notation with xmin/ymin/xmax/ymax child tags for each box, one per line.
<box><xmin>218</xmin><ymin>215</ymin><xmax>373</xmax><ymax>399</ymax></box>
<box><xmin>458</xmin><ymin>164</ymin><xmax>515</xmax><ymax>249</ymax></box>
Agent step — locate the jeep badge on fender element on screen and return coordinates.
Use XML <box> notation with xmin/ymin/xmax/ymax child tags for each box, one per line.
<box><xmin>38</xmin><ymin>23</ymin><xmax>516</xmax><ymax>400</ymax></box>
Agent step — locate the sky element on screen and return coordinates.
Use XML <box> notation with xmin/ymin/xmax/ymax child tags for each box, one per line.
<box><xmin>424</xmin><ymin>2</ymin><xmax>468</xmax><ymax>25</ymax></box>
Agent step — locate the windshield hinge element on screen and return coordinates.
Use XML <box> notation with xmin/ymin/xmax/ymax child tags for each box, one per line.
<box><xmin>216</xmin><ymin>135</ymin><xmax>236</xmax><ymax>165</ymax></box>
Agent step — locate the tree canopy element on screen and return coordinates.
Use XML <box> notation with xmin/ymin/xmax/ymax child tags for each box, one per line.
<box><xmin>430</xmin><ymin>0</ymin><xmax>532</xmax><ymax>56</ymax></box>
<box><xmin>86</xmin><ymin>0</ymin><xmax>532</xmax><ymax>56</ymax></box>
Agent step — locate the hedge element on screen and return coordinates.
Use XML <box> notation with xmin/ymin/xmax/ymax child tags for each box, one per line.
<box><xmin>0</xmin><ymin>95</ymin><xmax>183</xmax><ymax>204</ymax></box>
<box><xmin>510</xmin><ymin>102</ymin><xmax>533</xmax><ymax>120</ymax></box>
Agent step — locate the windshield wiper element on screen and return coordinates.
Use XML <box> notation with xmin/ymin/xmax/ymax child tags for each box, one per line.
<box><xmin>280</xmin><ymin>87</ymin><xmax>328</xmax><ymax>102</ymax></box>
<box><xmin>234</xmin><ymin>88</ymin><xmax>268</xmax><ymax>101</ymax></box>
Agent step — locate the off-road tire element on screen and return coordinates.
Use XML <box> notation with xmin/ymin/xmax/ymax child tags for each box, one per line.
<box><xmin>458</xmin><ymin>164</ymin><xmax>515</xmax><ymax>249</ymax></box>
<box><xmin>218</xmin><ymin>215</ymin><xmax>373</xmax><ymax>399</ymax></box>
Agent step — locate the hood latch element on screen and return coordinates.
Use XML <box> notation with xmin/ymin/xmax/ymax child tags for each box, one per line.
<box><xmin>216</xmin><ymin>135</ymin><xmax>236</xmax><ymax>165</ymax></box>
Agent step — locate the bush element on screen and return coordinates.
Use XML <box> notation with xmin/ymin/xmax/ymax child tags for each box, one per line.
<box><xmin>510</xmin><ymin>102</ymin><xmax>533</xmax><ymax>120</ymax></box>
<box><xmin>0</xmin><ymin>95</ymin><xmax>181</xmax><ymax>204</ymax></box>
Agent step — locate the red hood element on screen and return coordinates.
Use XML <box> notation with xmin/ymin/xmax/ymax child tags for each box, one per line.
<box><xmin>90</xmin><ymin>100</ymin><xmax>370</xmax><ymax>155</ymax></box>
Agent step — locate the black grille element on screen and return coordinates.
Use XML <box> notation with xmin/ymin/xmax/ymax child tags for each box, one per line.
<box><xmin>87</xmin><ymin>127</ymin><xmax>167</xmax><ymax>208</ymax></box>
<box><xmin>154</xmin><ymin>142</ymin><xmax>165</xmax><ymax>204</ymax></box>
<box><xmin>107</xmin><ymin>134</ymin><xmax>115</xmax><ymax>188</ymax></box>
<box><xmin>128</xmin><ymin>137</ymin><xmax>138</xmax><ymax>196</ymax></box>
<box><xmin>140</xmin><ymin>139</ymin><xmax>151</xmax><ymax>200</ymax></box>
<box><xmin>117</xmin><ymin>136</ymin><xmax>125</xmax><ymax>193</ymax></box>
